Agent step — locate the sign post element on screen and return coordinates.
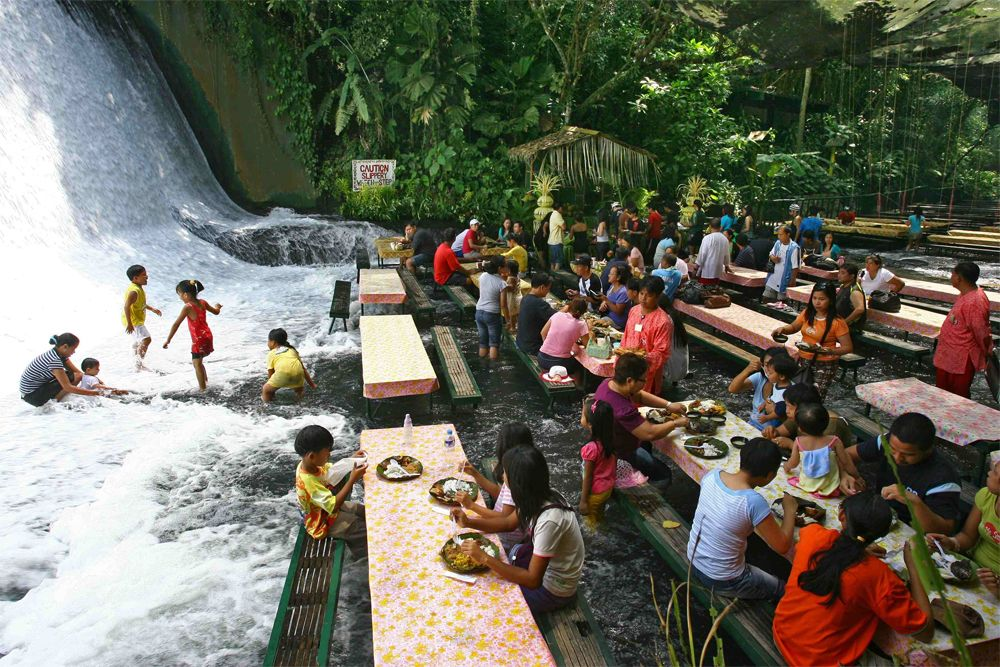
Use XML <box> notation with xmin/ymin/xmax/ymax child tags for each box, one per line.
<box><xmin>352</xmin><ymin>160</ymin><xmax>396</xmax><ymax>191</ymax></box>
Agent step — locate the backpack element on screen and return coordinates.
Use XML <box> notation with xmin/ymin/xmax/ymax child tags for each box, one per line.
<box><xmin>805</xmin><ymin>254</ymin><xmax>839</xmax><ymax>271</ymax></box>
<box><xmin>678</xmin><ymin>282</ymin><xmax>703</xmax><ymax>305</ymax></box>
<box><xmin>869</xmin><ymin>290</ymin><xmax>901</xmax><ymax>313</ymax></box>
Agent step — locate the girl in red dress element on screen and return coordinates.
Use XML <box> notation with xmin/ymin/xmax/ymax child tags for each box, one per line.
<box><xmin>163</xmin><ymin>280</ymin><xmax>222</xmax><ymax>391</ymax></box>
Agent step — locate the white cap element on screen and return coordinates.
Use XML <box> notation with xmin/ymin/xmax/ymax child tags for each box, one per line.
<box><xmin>611</xmin><ymin>202</ymin><xmax>621</xmax><ymax>209</ymax></box>
<box><xmin>789</xmin><ymin>203</ymin><xmax>800</xmax><ymax>211</ymax></box>
<box><xmin>549</xmin><ymin>365</ymin><xmax>568</xmax><ymax>379</ymax></box>
<box><xmin>469</xmin><ymin>218</ymin><xmax>480</xmax><ymax>227</ymax></box>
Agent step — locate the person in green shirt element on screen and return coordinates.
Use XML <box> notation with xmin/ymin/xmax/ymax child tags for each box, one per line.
<box><xmin>926</xmin><ymin>456</ymin><xmax>1000</xmax><ymax>598</ymax></box>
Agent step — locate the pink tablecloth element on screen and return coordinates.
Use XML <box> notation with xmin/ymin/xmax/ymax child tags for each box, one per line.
<box><xmin>360</xmin><ymin>425</ymin><xmax>554</xmax><ymax>667</ymax></box>
<box><xmin>855</xmin><ymin>377</ymin><xmax>1000</xmax><ymax>446</ymax></box>
<box><xmin>673</xmin><ymin>300</ymin><xmax>802</xmax><ymax>352</ymax></box>
<box><xmin>722</xmin><ymin>266</ymin><xmax>767</xmax><ymax>287</ymax></box>
<box><xmin>787</xmin><ymin>285</ymin><xmax>945</xmax><ymax>338</ymax></box>
<box><xmin>360</xmin><ymin>269</ymin><xmax>408</xmax><ymax>304</ymax></box>
<box><xmin>573</xmin><ymin>344</ymin><xmax>614</xmax><ymax>377</ymax></box>
<box><xmin>798</xmin><ymin>264</ymin><xmax>839</xmax><ymax>280</ymax></box>
<box><xmin>901</xmin><ymin>279</ymin><xmax>1000</xmax><ymax>313</ymax></box>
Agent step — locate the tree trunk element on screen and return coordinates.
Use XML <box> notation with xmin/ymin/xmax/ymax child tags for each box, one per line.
<box><xmin>796</xmin><ymin>67</ymin><xmax>812</xmax><ymax>152</ymax></box>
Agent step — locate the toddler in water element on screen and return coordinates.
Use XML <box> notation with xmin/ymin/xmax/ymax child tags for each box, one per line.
<box><xmin>294</xmin><ymin>425</ymin><xmax>368</xmax><ymax>557</ymax></box>
<box><xmin>783</xmin><ymin>403</ymin><xmax>860</xmax><ymax>498</ymax></box>
<box><xmin>163</xmin><ymin>280</ymin><xmax>222</xmax><ymax>391</ymax></box>
<box><xmin>78</xmin><ymin>358</ymin><xmax>128</xmax><ymax>396</ymax></box>
<box><xmin>579</xmin><ymin>399</ymin><xmax>617</xmax><ymax>527</ymax></box>
<box><xmin>262</xmin><ymin>328</ymin><xmax>317</xmax><ymax>402</ymax></box>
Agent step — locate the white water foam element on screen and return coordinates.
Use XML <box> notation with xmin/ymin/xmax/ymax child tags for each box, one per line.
<box><xmin>0</xmin><ymin>2</ymin><xmax>375</xmax><ymax>663</ymax></box>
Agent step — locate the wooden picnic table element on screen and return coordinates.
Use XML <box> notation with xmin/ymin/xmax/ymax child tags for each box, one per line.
<box><xmin>359</xmin><ymin>424</ymin><xmax>555</xmax><ymax>667</ymax></box>
<box><xmin>786</xmin><ymin>284</ymin><xmax>946</xmax><ymax>339</ymax></box>
<box><xmin>645</xmin><ymin>403</ymin><xmax>1000</xmax><ymax>663</ymax></box>
<box><xmin>360</xmin><ymin>269</ymin><xmax>408</xmax><ymax>305</ymax></box>
<box><xmin>374</xmin><ymin>236</ymin><xmax>413</xmax><ymax>266</ymax></box>
<box><xmin>572</xmin><ymin>344</ymin><xmax>614</xmax><ymax>378</ymax></box>
<box><xmin>722</xmin><ymin>266</ymin><xmax>767</xmax><ymax>288</ymax></box>
<box><xmin>898</xmin><ymin>278</ymin><xmax>1000</xmax><ymax>313</ymax></box>
<box><xmin>798</xmin><ymin>264</ymin><xmax>839</xmax><ymax>281</ymax></box>
<box><xmin>672</xmin><ymin>300</ymin><xmax>803</xmax><ymax>353</ymax></box>
<box><xmin>469</xmin><ymin>270</ymin><xmax>530</xmax><ymax>295</ymax></box>
<box><xmin>360</xmin><ymin>315</ymin><xmax>438</xmax><ymax>402</ymax></box>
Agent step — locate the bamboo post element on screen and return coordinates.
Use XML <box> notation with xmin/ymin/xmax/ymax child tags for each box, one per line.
<box><xmin>795</xmin><ymin>68</ymin><xmax>812</xmax><ymax>153</ymax></box>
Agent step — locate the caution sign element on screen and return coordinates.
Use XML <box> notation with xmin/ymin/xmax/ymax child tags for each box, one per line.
<box><xmin>352</xmin><ymin>160</ymin><xmax>396</xmax><ymax>191</ymax></box>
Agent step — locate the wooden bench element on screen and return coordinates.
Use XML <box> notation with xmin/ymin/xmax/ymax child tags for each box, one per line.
<box><xmin>612</xmin><ymin>485</ymin><xmax>788</xmax><ymax>667</ymax></box>
<box><xmin>396</xmin><ymin>267</ymin><xmax>434</xmax><ymax>323</ymax></box>
<box><xmin>686</xmin><ymin>325</ymin><xmax>757</xmax><ymax>366</ymax></box>
<box><xmin>355</xmin><ymin>245</ymin><xmax>370</xmax><ymax>283</ymax></box>
<box><xmin>430</xmin><ymin>326</ymin><xmax>482</xmax><ymax>411</ymax></box>
<box><xmin>481</xmin><ymin>458</ymin><xmax>613</xmax><ymax>666</ymax></box>
<box><xmin>901</xmin><ymin>298</ymin><xmax>1000</xmax><ymax>332</ymax></box>
<box><xmin>265</xmin><ymin>526</ymin><xmax>346</xmax><ymax>667</ymax></box>
<box><xmin>328</xmin><ymin>280</ymin><xmax>351</xmax><ymax>334</ymax></box>
<box><xmin>855</xmin><ymin>330</ymin><xmax>931</xmax><ymax>362</ymax></box>
<box><xmin>836</xmin><ymin>353</ymin><xmax>867</xmax><ymax>383</ymax></box>
<box><xmin>502</xmin><ymin>329</ymin><xmax>580</xmax><ymax>411</ymax></box>
<box><xmin>443</xmin><ymin>285</ymin><xmax>477</xmax><ymax>324</ymax></box>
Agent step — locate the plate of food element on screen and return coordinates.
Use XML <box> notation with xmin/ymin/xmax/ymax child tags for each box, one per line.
<box><xmin>770</xmin><ymin>495</ymin><xmax>826</xmax><ymax>526</ymax></box>
<box><xmin>687</xmin><ymin>399</ymin><xmax>726</xmax><ymax>416</ymax></box>
<box><xmin>441</xmin><ymin>533</ymin><xmax>500</xmax><ymax>574</ymax></box>
<box><xmin>772</xmin><ymin>332</ymin><xmax>789</xmax><ymax>343</ymax></box>
<box><xmin>795</xmin><ymin>342</ymin><xmax>823</xmax><ymax>353</ymax></box>
<box><xmin>645</xmin><ymin>408</ymin><xmax>675</xmax><ymax>424</ymax></box>
<box><xmin>684</xmin><ymin>436</ymin><xmax>728</xmax><ymax>459</ymax></box>
<box><xmin>375</xmin><ymin>455</ymin><xmax>423</xmax><ymax>481</ymax></box>
<box><xmin>429</xmin><ymin>478</ymin><xmax>479</xmax><ymax>505</ymax></box>
<box><xmin>685</xmin><ymin>417</ymin><xmax>718</xmax><ymax>435</ymax></box>
<box><xmin>930</xmin><ymin>543</ymin><xmax>977</xmax><ymax>584</ymax></box>
<box><xmin>613</xmin><ymin>346</ymin><xmax>647</xmax><ymax>358</ymax></box>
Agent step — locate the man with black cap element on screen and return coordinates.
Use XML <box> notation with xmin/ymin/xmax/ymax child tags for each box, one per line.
<box><xmin>566</xmin><ymin>254</ymin><xmax>603</xmax><ymax>310</ymax></box>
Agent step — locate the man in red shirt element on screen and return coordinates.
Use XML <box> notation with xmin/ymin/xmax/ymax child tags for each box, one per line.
<box><xmin>934</xmin><ymin>261</ymin><xmax>993</xmax><ymax>397</ymax></box>
<box><xmin>434</xmin><ymin>228</ymin><xmax>472</xmax><ymax>286</ymax></box>
<box><xmin>837</xmin><ymin>205</ymin><xmax>856</xmax><ymax>225</ymax></box>
<box><xmin>646</xmin><ymin>203</ymin><xmax>663</xmax><ymax>261</ymax></box>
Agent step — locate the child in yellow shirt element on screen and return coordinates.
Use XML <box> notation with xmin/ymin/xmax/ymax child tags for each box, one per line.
<box><xmin>294</xmin><ymin>425</ymin><xmax>368</xmax><ymax>557</ymax></box>
<box><xmin>263</xmin><ymin>328</ymin><xmax>317</xmax><ymax>402</ymax></box>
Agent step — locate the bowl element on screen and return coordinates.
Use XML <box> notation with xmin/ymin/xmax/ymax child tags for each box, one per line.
<box><xmin>708</xmin><ymin>415</ymin><xmax>727</xmax><ymax>425</ymax></box>
<box><xmin>730</xmin><ymin>436</ymin><xmax>749</xmax><ymax>448</ymax></box>
<box><xmin>772</xmin><ymin>332</ymin><xmax>788</xmax><ymax>343</ymax></box>
<box><xmin>685</xmin><ymin>411</ymin><xmax>701</xmax><ymax>420</ymax></box>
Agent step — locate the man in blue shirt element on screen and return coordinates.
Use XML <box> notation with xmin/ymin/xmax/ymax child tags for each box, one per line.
<box><xmin>796</xmin><ymin>207</ymin><xmax>823</xmax><ymax>244</ymax></box>
<box><xmin>651</xmin><ymin>254</ymin><xmax>683</xmax><ymax>299</ymax></box>
<box><xmin>719</xmin><ymin>203</ymin><xmax>736</xmax><ymax>232</ymax></box>
<box><xmin>906</xmin><ymin>205</ymin><xmax>924</xmax><ymax>251</ymax></box>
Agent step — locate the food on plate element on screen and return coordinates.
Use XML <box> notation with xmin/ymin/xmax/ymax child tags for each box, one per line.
<box><xmin>376</xmin><ymin>455</ymin><xmax>423</xmax><ymax>481</ymax></box>
<box><xmin>645</xmin><ymin>409</ymin><xmax>671</xmax><ymax>424</ymax></box>
<box><xmin>771</xmin><ymin>495</ymin><xmax>826</xmax><ymax>527</ymax></box>
<box><xmin>687</xmin><ymin>400</ymin><xmax>726</xmax><ymax>416</ymax></box>
<box><xmin>930</xmin><ymin>549</ymin><xmax>977</xmax><ymax>583</ymax></box>
<box><xmin>684</xmin><ymin>436</ymin><xmax>728</xmax><ymax>459</ymax></box>
<box><xmin>429</xmin><ymin>477</ymin><xmax>479</xmax><ymax>505</ymax></box>
<box><xmin>440</xmin><ymin>533</ymin><xmax>500</xmax><ymax>573</ymax></box>
<box><xmin>685</xmin><ymin>417</ymin><xmax>718</xmax><ymax>435</ymax></box>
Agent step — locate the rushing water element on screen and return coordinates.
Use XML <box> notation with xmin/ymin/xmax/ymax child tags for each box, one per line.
<box><xmin>1</xmin><ymin>2</ymin><xmax>997</xmax><ymax>666</ymax></box>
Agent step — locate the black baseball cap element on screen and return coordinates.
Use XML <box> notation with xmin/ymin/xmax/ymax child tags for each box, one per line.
<box><xmin>571</xmin><ymin>254</ymin><xmax>593</xmax><ymax>267</ymax></box>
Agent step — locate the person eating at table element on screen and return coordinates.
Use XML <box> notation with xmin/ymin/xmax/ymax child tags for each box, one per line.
<box><xmin>403</xmin><ymin>223</ymin><xmax>438</xmax><ymax>274</ymax></box>
<box><xmin>565</xmin><ymin>255</ymin><xmax>602</xmax><ymax>310</ymax></box>
<box><xmin>454</xmin><ymin>446</ymin><xmax>585</xmax><ymax>613</ymax></box>
<box><xmin>860</xmin><ymin>254</ymin><xmax>905</xmax><ymax>295</ymax></box>
<box><xmin>516</xmin><ymin>273</ymin><xmax>555</xmax><ymax>354</ymax></box>
<box><xmin>842</xmin><ymin>413</ymin><xmax>962</xmax><ymax>534</ymax></box>
<box><xmin>593</xmin><ymin>353</ymin><xmax>687</xmax><ymax>485</ymax></box>
<box><xmin>688</xmin><ymin>438</ymin><xmax>798</xmax><ymax>602</ymax></box>
<box><xmin>820</xmin><ymin>232</ymin><xmax>842</xmax><ymax>261</ymax></box>
<box><xmin>762</xmin><ymin>382</ymin><xmax>856</xmax><ymax>452</ymax></box>
<box><xmin>933</xmin><ymin>261</ymin><xmax>993</xmax><ymax>399</ymax></box>
<box><xmin>926</xmin><ymin>453</ymin><xmax>1000</xmax><ymax>599</ymax></box>
<box><xmin>461</xmin><ymin>218</ymin><xmax>487</xmax><ymax>259</ymax></box>
<box><xmin>597</xmin><ymin>264</ymin><xmax>630</xmax><ymax>331</ymax></box>
<box><xmin>501</xmin><ymin>232</ymin><xmax>528</xmax><ymax>275</ymax></box>
<box><xmin>600</xmin><ymin>247</ymin><xmax>631</xmax><ymax>290</ymax></box>
<box><xmin>433</xmin><ymin>228</ymin><xmax>472</xmax><ymax>287</ymax></box>
<box><xmin>733</xmin><ymin>233</ymin><xmax>756</xmax><ymax>269</ymax></box>
<box><xmin>618</xmin><ymin>276</ymin><xmax>671</xmax><ymax>396</ymax></box>
<box><xmin>771</xmin><ymin>282</ymin><xmax>853</xmax><ymax>400</ymax></box>
<box><xmin>651</xmin><ymin>254</ymin><xmax>683</xmax><ymax>300</ymax></box>
<box><xmin>835</xmin><ymin>262</ymin><xmax>867</xmax><ymax>338</ymax></box>
<box><xmin>728</xmin><ymin>347</ymin><xmax>792</xmax><ymax>431</ymax></box>
<box><xmin>772</xmin><ymin>491</ymin><xmax>934</xmax><ymax>666</ymax></box>
<box><xmin>538</xmin><ymin>297</ymin><xmax>592</xmax><ymax>386</ymax></box>
<box><xmin>618</xmin><ymin>234</ymin><xmax>644</xmax><ymax>274</ymax></box>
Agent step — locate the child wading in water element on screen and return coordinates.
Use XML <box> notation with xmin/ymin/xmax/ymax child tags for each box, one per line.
<box><xmin>122</xmin><ymin>264</ymin><xmax>161</xmax><ymax>370</ymax></box>
<box><xmin>578</xmin><ymin>399</ymin><xmax>618</xmax><ymax>527</ymax></box>
<box><xmin>163</xmin><ymin>280</ymin><xmax>221</xmax><ymax>390</ymax></box>
<box><xmin>262</xmin><ymin>328</ymin><xmax>317</xmax><ymax>402</ymax></box>
<box><xmin>783</xmin><ymin>403</ymin><xmax>860</xmax><ymax>498</ymax></box>
<box><xmin>79</xmin><ymin>358</ymin><xmax>128</xmax><ymax>396</ymax></box>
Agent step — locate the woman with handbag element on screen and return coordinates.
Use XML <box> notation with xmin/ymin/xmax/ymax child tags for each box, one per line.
<box><xmin>772</xmin><ymin>283</ymin><xmax>853</xmax><ymax>399</ymax></box>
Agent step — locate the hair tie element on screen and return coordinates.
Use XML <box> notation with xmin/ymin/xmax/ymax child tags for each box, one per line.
<box><xmin>855</xmin><ymin>535</ymin><xmax>866</xmax><ymax>545</ymax></box>
<box><xmin>189</xmin><ymin>280</ymin><xmax>196</xmax><ymax>285</ymax></box>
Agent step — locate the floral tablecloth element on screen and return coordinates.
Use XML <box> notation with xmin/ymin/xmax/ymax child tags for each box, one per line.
<box><xmin>469</xmin><ymin>270</ymin><xmax>530</xmax><ymax>296</ymax></box>
<box><xmin>645</xmin><ymin>403</ymin><xmax>1000</xmax><ymax>662</ymax></box>
<box><xmin>901</xmin><ymin>279</ymin><xmax>1000</xmax><ymax>313</ymax></box>
<box><xmin>787</xmin><ymin>285</ymin><xmax>946</xmax><ymax>338</ymax></box>
<box><xmin>722</xmin><ymin>266</ymin><xmax>767</xmax><ymax>287</ymax></box>
<box><xmin>375</xmin><ymin>237</ymin><xmax>413</xmax><ymax>262</ymax></box>
<box><xmin>798</xmin><ymin>264</ymin><xmax>838</xmax><ymax>280</ymax></box>
<box><xmin>856</xmin><ymin>377</ymin><xmax>1000</xmax><ymax>446</ymax></box>
<box><xmin>360</xmin><ymin>269</ymin><xmax>408</xmax><ymax>304</ymax></box>
<box><xmin>360</xmin><ymin>424</ymin><xmax>555</xmax><ymax>667</ymax></box>
<box><xmin>360</xmin><ymin>315</ymin><xmax>439</xmax><ymax>399</ymax></box>
<box><xmin>673</xmin><ymin>300</ymin><xmax>802</xmax><ymax>353</ymax></box>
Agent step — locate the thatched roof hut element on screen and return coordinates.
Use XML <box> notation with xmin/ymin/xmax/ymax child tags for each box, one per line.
<box><xmin>508</xmin><ymin>126</ymin><xmax>657</xmax><ymax>189</ymax></box>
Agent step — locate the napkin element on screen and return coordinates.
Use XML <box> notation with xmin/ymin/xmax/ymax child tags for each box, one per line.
<box><xmin>440</xmin><ymin>571</ymin><xmax>477</xmax><ymax>584</ymax></box>
<box><xmin>324</xmin><ymin>457</ymin><xmax>367</xmax><ymax>487</ymax></box>
<box><xmin>429</xmin><ymin>504</ymin><xmax>452</xmax><ymax>517</ymax></box>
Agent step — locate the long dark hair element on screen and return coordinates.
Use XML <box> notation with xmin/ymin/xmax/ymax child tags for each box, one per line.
<box><xmin>804</xmin><ymin>282</ymin><xmax>837</xmax><ymax>326</ymax></box>
<box><xmin>661</xmin><ymin>297</ymin><xmax>688</xmax><ymax>347</ymax></box>
<box><xmin>590</xmin><ymin>400</ymin><xmax>616</xmax><ymax>458</ymax></box>
<box><xmin>493</xmin><ymin>423</ymin><xmax>535</xmax><ymax>481</ymax></box>
<box><xmin>797</xmin><ymin>491</ymin><xmax>892</xmax><ymax>605</ymax></box>
<box><xmin>268</xmin><ymin>328</ymin><xmax>297</xmax><ymax>353</ymax></box>
<box><xmin>503</xmin><ymin>446</ymin><xmax>555</xmax><ymax>532</ymax></box>
<box><xmin>176</xmin><ymin>279</ymin><xmax>205</xmax><ymax>298</ymax></box>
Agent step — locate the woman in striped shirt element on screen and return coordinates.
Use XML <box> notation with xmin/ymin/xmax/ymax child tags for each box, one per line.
<box><xmin>19</xmin><ymin>333</ymin><xmax>99</xmax><ymax>406</ymax></box>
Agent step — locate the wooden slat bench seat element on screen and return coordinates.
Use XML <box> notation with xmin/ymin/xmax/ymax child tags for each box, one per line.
<box><xmin>443</xmin><ymin>285</ymin><xmax>476</xmax><ymax>324</ymax></box>
<box><xmin>836</xmin><ymin>353</ymin><xmax>867</xmax><ymax>383</ymax></box>
<box><xmin>686</xmin><ymin>326</ymin><xmax>757</xmax><ymax>366</ymax></box>
<box><xmin>502</xmin><ymin>329</ymin><xmax>580</xmax><ymax>411</ymax></box>
<box><xmin>355</xmin><ymin>245</ymin><xmax>371</xmax><ymax>283</ymax></box>
<box><xmin>855</xmin><ymin>330</ymin><xmax>931</xmax><ymax>361</ymax></box>
<box><xmin>481</xmin><ymin>458</ymin><xmax>613</xmax><ymax>666</ymax></box>
<box><xmin>328</xmin><ymin>280</ymin><xmax>351</xmax><ymax>334</ymax></box>
<box><xmin>265</xmin><ymin>526</ymin><xmax>346</xmax><ymax>667</ymax></box>
<box><xmin>396</xmin><ymin>267</ymin><xmax>434</xmax><ymax>323</ymax></box>
<box><xmin>430</xmin><ymin>326</ymin><xmax>482</xmax><ymax>411</ymax></box>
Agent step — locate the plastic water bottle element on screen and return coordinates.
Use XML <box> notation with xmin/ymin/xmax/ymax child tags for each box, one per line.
<box><xmin>403</xmin><ymin>414</ymin><xmax>413</xmax><ymax>445</ymax></box>
<box><xmin>444</xmin><ymin>429</ymin><xmax>455</xmax><ymax>449</ymax></box>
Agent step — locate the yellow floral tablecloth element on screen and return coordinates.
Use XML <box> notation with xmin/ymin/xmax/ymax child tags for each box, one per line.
<box><xmin>375</xmin><ymin>237</ymin><xmax>413</xmax><ymax>261</ymax></box>
<box><xmin>360</xmin><ymin>424</ymin><xmax>555</xmax><ymax>667</ymax></box>
<box><xmin>645</xmin><ymin>403</ymin><xmax>1000</xmax><ymax>663</ymax></box>
<box><xmin>360</xmin><ymin>269</ymin><xmax>408</xmax><ymax>304</ymax></box>
<box><xmin>787</xmin><ymin>284</ymin><xmax>946</xmax><ymax>338</ymax></box>
<box><xmin>360</xmin><ymin>315</ymin><xmax>439</xmax><ymax>399</ymax></box>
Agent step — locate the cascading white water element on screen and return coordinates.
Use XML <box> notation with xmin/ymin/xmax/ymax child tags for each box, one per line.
<box><xmin>0</xmin><ymin>2</ymin><xmax>378</xmax><ymax>663</ymax></box>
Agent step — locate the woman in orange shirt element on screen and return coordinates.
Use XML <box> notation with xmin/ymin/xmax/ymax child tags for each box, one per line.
<box><xmin>772</xmin><ymin>282</ymin><xmax>852</xmax><ymax>399</ymax></box>
<box><xmin>773</xmin><ymin>491</ymin><xmax>934</xmax><ymax>667</ymax></box>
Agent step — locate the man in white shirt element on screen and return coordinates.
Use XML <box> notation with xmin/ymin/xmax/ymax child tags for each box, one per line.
<box><xmin>452</xmin><ymin>228</ymin><xmax>470</xmax><ymax>257</ymax></box>
<box><xmin>696</xmin><ymin>218</ymin><xmax>731</xmax><ymax>285</ymax></box>
<box><xmin>860</xmin><ymin>254</ymin><xmax>905</xmax><ymax>294</ymax></box>
<box><xmin>763</xmin><ymin>225</ymin><xmax>801</xmax><ymax>302</ymax></box>
<box><xmin>547</xmin><ymin>203</ymin><xmax>566</xmax><ymax>271</ymax></box>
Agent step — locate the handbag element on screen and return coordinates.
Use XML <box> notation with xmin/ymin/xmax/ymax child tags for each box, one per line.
<box><xmin>985</xmin><ymin>347</ymin><xmax>1000</xmax><ymax>404</ymax></box>
<box><xmin>792</xmin><ymin>316</ymin><xmax>833</xmax><ymax>386</ymax></box>
<box><xmin>585</xmin><ymin>337</ymin><xmax>612</xmax><ymax>359</ymax></box>
<box><xmin>703</xmin><ymin>287</ymin><xmax>731</xmax><ymax>309</ymax></box>
<box><xmin>678</xmin><ymin>282</ymin><xmax>703</xmax><ymax>305</ymax></box>
<box><xmin>869</xmin><ymin>290</ymin><xmax>901</xmax><ymax>313</ymax></box>
<box><xmin>931</xmin><ymin>598</ymin><xmax>985</xmax><ymax>638</ymax></box>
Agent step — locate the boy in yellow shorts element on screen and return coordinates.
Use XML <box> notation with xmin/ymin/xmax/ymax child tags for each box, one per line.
<box><xmin>295</xmin><ymin>425</ymin><xmax>368</xmax><ymax>557</ymax></box>
<box><xmin>123</xmin><ymin>264</ymin><xmax>161</xmax><ymax>369</ymax></box>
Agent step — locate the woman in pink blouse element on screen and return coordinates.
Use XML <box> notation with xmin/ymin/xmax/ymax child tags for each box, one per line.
<box><xmin>934</xmin><ymin>261</ymin><xmax>993</xmax><ymax>398</ymax></box>
<box><xmin>538</xmin><ymin>298</ymin><xmax>593</xmax><ymax>385</ymax></box>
